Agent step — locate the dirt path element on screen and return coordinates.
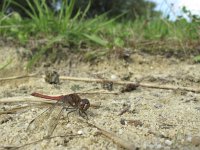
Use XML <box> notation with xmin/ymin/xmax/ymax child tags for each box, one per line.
<box><xmin>0</xmin><ymin>47</ymin><xmax>200</xmax><ymax>150</ymax></box>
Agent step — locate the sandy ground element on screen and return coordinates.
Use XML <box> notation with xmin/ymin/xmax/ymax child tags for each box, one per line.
<box><xmin>0</xmin><ymin>47</ymin><xmax>200</xmax><ymax>150</ymax></box>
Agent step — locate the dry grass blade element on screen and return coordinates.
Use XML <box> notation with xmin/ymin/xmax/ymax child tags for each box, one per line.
<box><xmin>1</xmin><ymin>74</ymin><xmax>199</xmax><ymax>93</ymax></box>
<box><xmin>82</xmin><ymin>120</ymin><xmax>136</xmax><ymax>150</ymax></box>
<box><xmin>0</xmin><ymin>74</ymin><xmax>37</xmax><ymax>81</ymax></box>
<box><xmin>0</xmin><ymin>96</ymin><xmax>55</xmax><ymax>104</ymax></box>
<box><xmin>139</xmin><ymin>83</ymin><xmax>200</xmax><ymax>93</ymax></box>
<box><xmin>0</xmin><ymin>106</ymin><xmax>30</xmax><ymax>115</ymax></box>
<box><xmin>59</xmin><ymin>76</ymin><xmax>200</xmax><ymax>93</ymax></box>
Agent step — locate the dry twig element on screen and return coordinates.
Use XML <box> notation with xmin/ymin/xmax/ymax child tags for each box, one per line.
<box><xmin>1</xmin><ymin>74</ymin><xmax>200</xmax><ymax>93</ymax></box>
<box><xmin>82</xmin><ymin>120</ymin><xmax>136</xmax><ymax>150</ymax></box>
<box><xmin>118</xmin><ymin>105</ymin><xmax>131</xmax><ymax>116</ymax></box>
<box><xmin>0</xmin><ymin>96</ymin><xmax>54</xmax><ymax>104</ymax></box>
<box><xmin>0</xmin><ymin>74</ymin><xmax>37</xmax><ymax>81</ymax></box>
<box><xmin>59</xmin><ymin>76</ymin><xmax>200</xmax><ymax>93</ymax></box>
<box><xmin>0</xmin><ymin>106</ymin><xmax>30</xmax><ymax>115</ymax></box>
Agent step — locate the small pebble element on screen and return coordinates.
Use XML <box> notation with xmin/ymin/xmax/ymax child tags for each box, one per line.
<box><xmin>78</xmin><ymin>130</ymin><xmax>83</xmax><ymax>135</ymax></box>
<box><xmin>66</xmin><ymin>124</ymin><xmax>71</xmax><ymax>128</ymax></box>
<box><xmin>154</xmin><ymin>103</ymin><xmax>163</xmax><ymax>109</ymax></box>
<box><xmin>111</xmin><ymin>75</ymin><xmax>118</xmax><ymax>80</ymax></box>
<box><xmin>127</xmin><ymin>119</ymin><xmax>143</xmax><ymax>127</ymax></box>
<box><xmin>186</xmin><ymin>136</ymin><xmax>192</xmax><ymax>142</ymax></box>
<box><xmin>165</xmin><ymin>140</ymin><xmax>172</xmax><ymax>145</ymax></box>
<box><xmin>120</xmin><ymin>118</ymin><xmax>127</xmax><ymax>125</ymax></box>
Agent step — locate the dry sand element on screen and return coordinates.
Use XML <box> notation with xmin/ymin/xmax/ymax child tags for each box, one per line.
<box><xmin>0</xmin><ymin>47</ymin><xmax>200</xmax><ymax>150</ymax></box>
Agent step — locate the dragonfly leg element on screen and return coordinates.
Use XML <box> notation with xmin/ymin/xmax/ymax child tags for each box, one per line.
<box><xmin>79</xmin><ymin>111</ymin><xmax>89</xmax><ymax>120</ymax></box>
<box><xmin>66</xmin><ymin>109</ymin><xmax>77</xmax><ymax>123</ymax></box>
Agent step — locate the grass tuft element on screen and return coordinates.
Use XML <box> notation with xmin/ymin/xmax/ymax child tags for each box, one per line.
<box><xmin>0</xmin><ymin>0</ymin><xmax>200</xmax><ymax>68</ymax></box>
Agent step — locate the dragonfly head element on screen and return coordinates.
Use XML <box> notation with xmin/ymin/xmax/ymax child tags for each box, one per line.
<box><xmin>78</xmin><ymin>99</ymin><xmax>90</xmax><ymax>112</ymax></box>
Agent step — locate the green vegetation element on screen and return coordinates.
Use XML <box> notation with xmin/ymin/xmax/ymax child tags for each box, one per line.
<box><xmin>194</xmin><ymin>55</ymin><xmax>200</xmax><ymax>63</ymax></box>
<box><xmin>0</xmin><ymin>0</ymin><xmax>200</xmax><ymax>67</ymax></box>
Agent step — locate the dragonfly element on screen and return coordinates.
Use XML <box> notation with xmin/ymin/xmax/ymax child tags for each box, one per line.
<box><xmin>27</xmin><ymin>92</ymin><xmax>90</xmax><ymax>138</ymax></box>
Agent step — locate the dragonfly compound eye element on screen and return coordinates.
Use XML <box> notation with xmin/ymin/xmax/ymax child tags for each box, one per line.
<box><xmin>79</xmin><ymin>99</ymin><xmax>90</xmax><ymax>112</ymax></box>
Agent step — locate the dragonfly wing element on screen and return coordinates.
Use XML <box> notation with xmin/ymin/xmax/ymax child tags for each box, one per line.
<box><xmin>45</xmin><ymin>105</ymin><xmax>64</xmax><ymax>138</ymax></box>
<box><xmin>27</xmin><ymin>101</ymin><xmax>60</xmax><ymax>135</ymax></box>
